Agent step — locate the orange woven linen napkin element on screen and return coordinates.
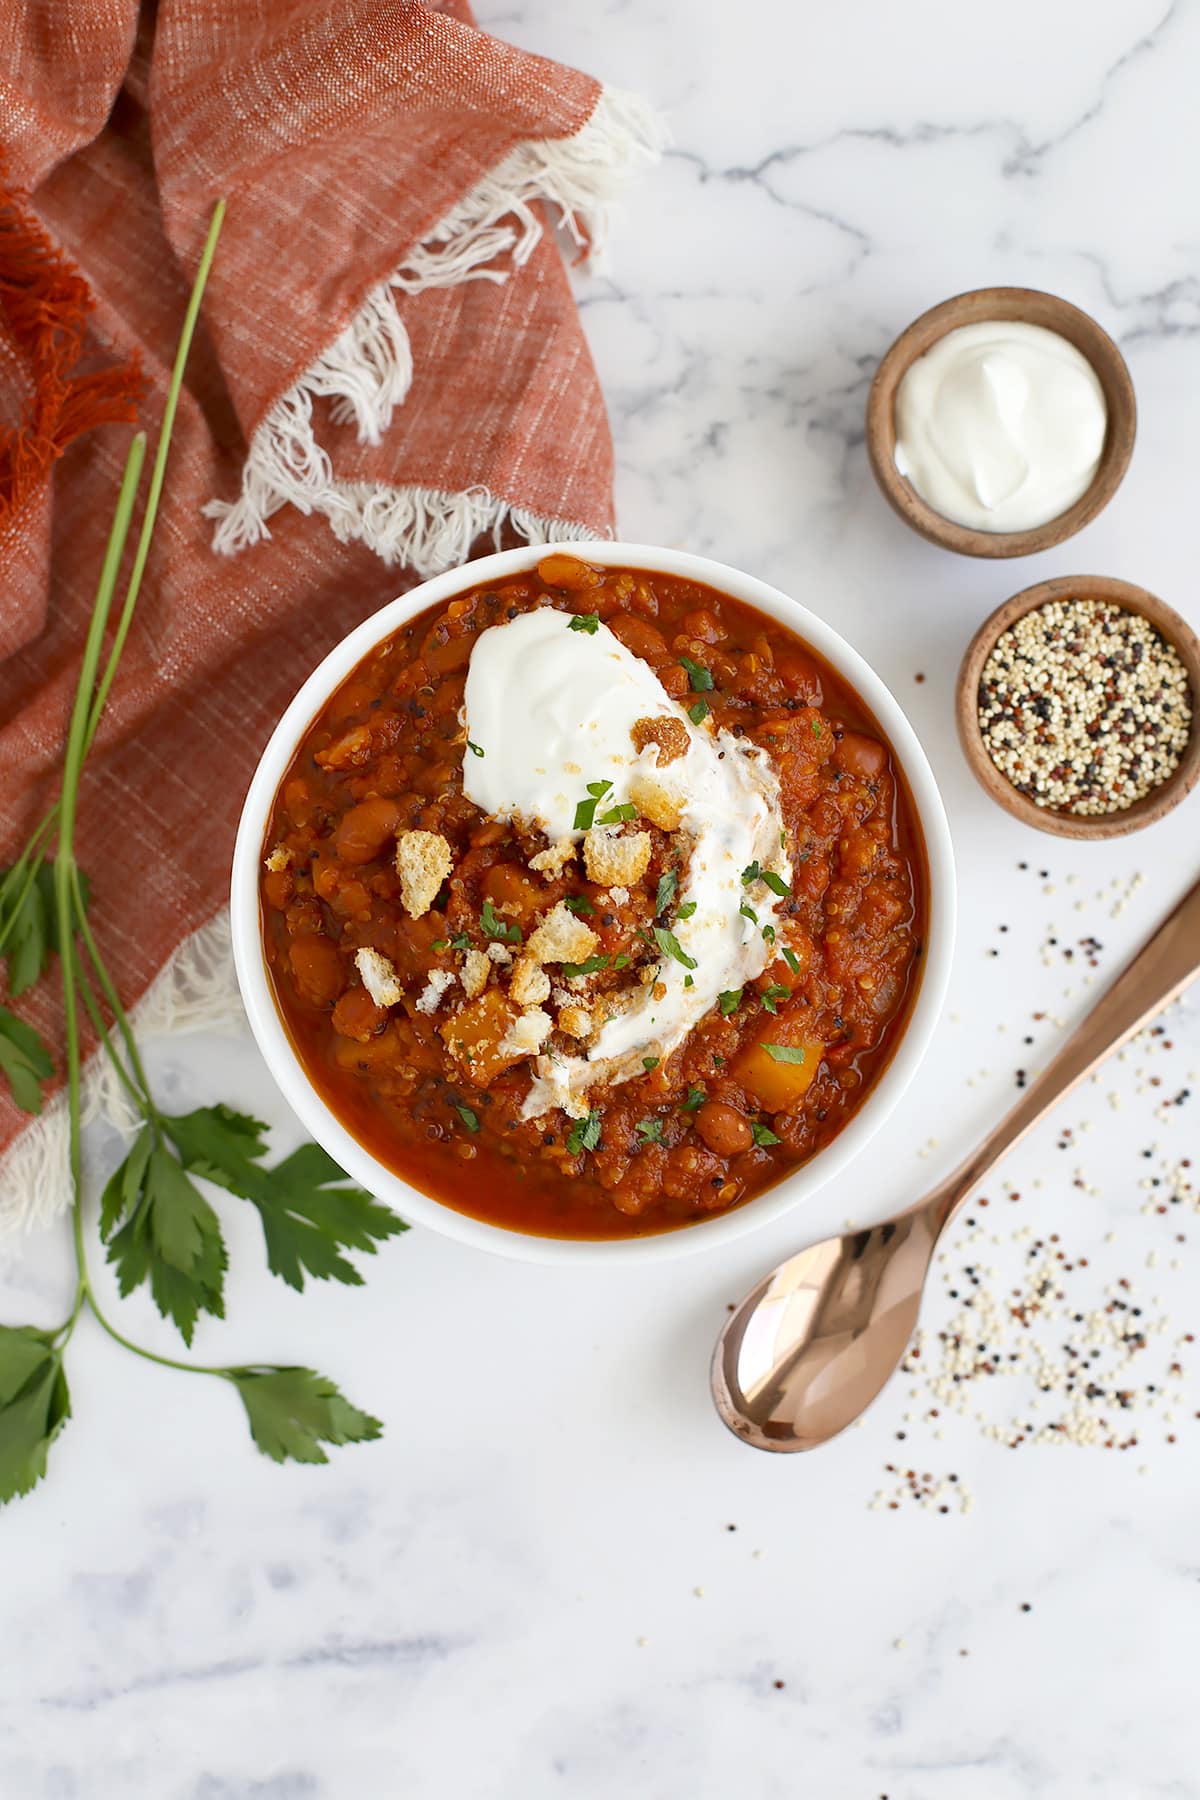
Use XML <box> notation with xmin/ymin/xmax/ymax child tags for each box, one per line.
<box><xmin>0</xmin><ymin>0</ymin><xmax>661</xmax><ymax>1229</ymax></box>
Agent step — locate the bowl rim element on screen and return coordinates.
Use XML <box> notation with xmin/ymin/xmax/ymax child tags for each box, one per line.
<box><xmin>955</xmin><ymin>573</ymin><xmax>1200</xmax><ymax>840</ymax></box>
<box><xmin>865</xmin><ymin>285</ymin><xmax>1137</xmax><ymax>560</ymax></box>
<box><xmin>231</xmin><ymin>541</ymin><xmax>957</xmax><ymax>1266</ymax></box>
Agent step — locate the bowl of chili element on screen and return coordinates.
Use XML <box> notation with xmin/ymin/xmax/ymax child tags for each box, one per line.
<box><xmin>232</xmin><ymin>544</ymin><xmax>956</xmax><ymax>1263</ymax></box>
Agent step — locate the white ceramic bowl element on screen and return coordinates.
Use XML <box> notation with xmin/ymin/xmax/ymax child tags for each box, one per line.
<box><xmin>232</xmin><ymin>542</ymin><xmax>956</xmax><ymax>1266</ymax></box>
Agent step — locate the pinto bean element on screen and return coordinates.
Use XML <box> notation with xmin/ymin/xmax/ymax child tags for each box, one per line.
<box><xmin>336</xmin><ymin>796</ymin><xmax>402</xmax><ymax>864</ymax></box>
<box><xmin>834</xmin><ymin>731</ymin><xmax>888</xmax><ymax>780</ymax></box>
<box><xmin>288</xmin><ymin>934</ymin><xmax>344</xmax><ymax>1008</ymax></box>
<box><xmin>695</xmin><ymin>1101</ymin><xmax>753</xmax><ymax>1156</ymax></box>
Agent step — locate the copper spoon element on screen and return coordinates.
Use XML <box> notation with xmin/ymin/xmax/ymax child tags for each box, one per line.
<box><xmin>713</xmin><ymin>871</ymin><xmax>1200</xmax><ymax>1452</ymax></box>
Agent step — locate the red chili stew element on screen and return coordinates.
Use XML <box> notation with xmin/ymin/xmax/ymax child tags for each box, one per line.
<box><xmin>260</xmin><ymin>557</ymin><xmax>927</xmax><ymax>1239</ymax></box>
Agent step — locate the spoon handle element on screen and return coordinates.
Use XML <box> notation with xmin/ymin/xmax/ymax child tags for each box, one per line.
<box><xmin>934</xmin><ymin>871</ymin><xmax>1200</xmax><ymax>1225</ymax></box>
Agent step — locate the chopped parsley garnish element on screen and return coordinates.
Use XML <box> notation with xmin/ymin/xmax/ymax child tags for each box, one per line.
<box><xmin>573</xmin><ymin>778</ymin><xmax>613</xmax><ymax>832</ymax></box>
<box><xmin>451</xmin><ymin>931</ymin><xmax>471</xmax><ymax>951</ymax></box>
<box><xmin>751</xmin><ymin>1121</ymin><xmax>781</xmax><ymax>1147</ymax></box>
<box><xmin>676</xmin><ymin>900</ymin><xmax>697</xmax><ymax>920</ymax></box>
<box><xmin>568</xmin><ymin>613</ymin><xmax>601</xmax><ymax>635</ymax></box>
<box><xmin>761</xmin><ymin>924</ymin><xmax>776</xmax><ymax>945</ymax></box>
<box><xmin>567</xmin><ymin>1109</ymin><xmax>602</xmax><ymax>1155</ymax></box>
<box><xmin>763</xmin><ymin>1043</ymin><xmax>806</xmax><ymax>1064</ymax></box>
<box><xmin>780</xmin><ymin>827</ymin><xmax>787</xmax><ymax>849</ymax></box>
<box><xmin>652</xmin><ymin>925</ymin><xmax>697</xmax><ymax>971</ymax></box>
<box><xmin>782</xmin><ymin>947</ymin><xmax>802</xmax><ymax>975</ymax></box>
<box><xmin>688</xmin><ymin>699</ymin><xmax>709</xmax><ymax>725</ymax></box>
<box><xmin>597</xmin><ymin>801</ymin><xmax>638</xmax><ymax>825</ymax></box>
<box><xmin>562</xmin><ymin>954</ymin><xmax>610</xmax><ymax>978</ymax></box>
<box><xmin>739</xmin><ymin>899</ymin><xmax>757</xmax><ymax>924</ymax></box>
<box><xmin>453</xmin><ymin>1103</ymin><xmax>480</xmax><ymax>1133</ymax></box>
<box><xmin>479</xmin><ymin>899</ymin><xmax>521</xmax><ymax>944</ymax></box>
<box><xmin>655</xmin><ymin>868</ymin><xmax>678</xmax><ymax>916</ymax></box>
<box><xmin>812</xmin><ymin>720</ymin><xmax>822</xmax><ymax>737</ymax></box>
<box><xmin>635</xmin><ymin>1117</ymin><xmax>665</xmax><ymax>1144</ymax></box>
<box><xmin>613</xmin><ymin>952</ymin><xmax>631</xmax><ymax>968</ymax></box>
<box><xmin>718</xmin><ymin>988</ymin><xmax>742</xmax><ymax>1016</ymax></box>
<box><xmin>467</xmin><ymin>740</ymin><xmax>485</xmax><ymax>758</ymax></box>
<box><xmin>681</xmin><ymin>1086</ymin><xmax>705</xmax><ymax>1112</ymax></box>
<box><xmin>431</xmin><ymin>938</ymin><xmax>449</xmax><ymax>952</ymax></box>
<box><xmin>678</xmin><ymin>653</ymin><xmax>714</xmax><ymax>693</ymax></box>
<box><xmin>642</xmin><ymin>1056</ymin><xmax>660</xmax><ymax>1072</ymax></box>
<box><xmin>683</xmin><ymin>973</ymin><xmax>694</xmax><ymax>989</ymax></box>
<box><xmin>761</xmin><ymin>983</ymin><xmax>790</xmax><ymax>1014</ymax></box>
<box><xmin>564</xmin><ymin>895</ymin><xmax>595</xmax><ymax>916</ymax></box>
<box><xmin>741</xmin><ymin>860</ymin><xmax>791</xmax><ymax>898</ymax></box>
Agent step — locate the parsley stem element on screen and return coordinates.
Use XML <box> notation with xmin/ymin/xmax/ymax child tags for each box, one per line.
<box><xmin>69</xmin><ymin>941</ymin><xmax>147</xmax><ymax>1115</ymax></box>
<box><xmin>81</xmin><ymin>1280</ymin><xmax>235</xmax><ymax>1379</ymax></box>
<box><xmin>55</xmin><ymin>431</ymin><xmax>146</xmax><ymax>1204</ymax></box>
<box><xmin>70</xmin><ymin>865</ymin><xmax>158</xmax><ymax>1117</ymax></box>
<box><xmin>84</xmin><ymin>201</ymin><xmax>226</xmax><ymax>754</ymax></box>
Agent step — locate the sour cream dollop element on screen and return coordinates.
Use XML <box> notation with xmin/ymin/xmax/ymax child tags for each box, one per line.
<box><xmin>893</xmin><ymin>319</ymin><xmax>1107</xmax><ymax>533</ymax></box>
<box><xmin>462</xmin><ymin>607</ymin><xmax>789</xmax><ymax>1117</ymax></box>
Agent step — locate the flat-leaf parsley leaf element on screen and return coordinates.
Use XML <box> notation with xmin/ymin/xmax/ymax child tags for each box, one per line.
<box><xmin>230</xmin><ymin>1367</ymin><xmax>382</xmax><ymax>1466</ymax></box>
<box><xmin>567</xmin><ymin>1109</ymin><xmax>602</xmax><ymax>1155</ymax></box>
<box><xmin>480</xmin><ymin>899</ymin><xmax>521</xmax><ymax>943</ymax></box>
<box><xmin>652</xmin><ymin>925</ymin><xmax>697</xmax><ymax>971</ymax></box>
<box><xmin>678</xmin><ymin>654</ymin><xmax>713</xmax><ymax>693</ymax></box>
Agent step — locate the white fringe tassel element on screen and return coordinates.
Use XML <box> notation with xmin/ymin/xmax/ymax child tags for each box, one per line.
<box><xmin>0</xmin><ymin>910</ymin><xmax>244</xmax><ymax>1241</ymax></box>
<box><xmin>205</xmin><ymin>85</ymin><xmax>666</xmax><ymax>564</ymax></box>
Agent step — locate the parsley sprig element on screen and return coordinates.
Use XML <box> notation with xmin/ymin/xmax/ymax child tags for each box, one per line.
<box><xmin>0</xmin><ymin>205</ymin><xmax>400</xmax><ymax>1507</ymax></box>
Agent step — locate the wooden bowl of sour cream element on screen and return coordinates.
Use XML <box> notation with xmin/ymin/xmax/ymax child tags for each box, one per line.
<box><xmin>866</xmin><ymin>287</ymin><xmax>1136</xmax><ymax>559</ymax></box>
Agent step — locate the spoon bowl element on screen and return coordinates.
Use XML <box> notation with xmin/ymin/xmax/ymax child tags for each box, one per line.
<box><xmin>713</xmin><ymin>1207</ymin><xmax>938</xmax><ymax>1451</ymax></box>
<box><xmin>712</xmin><ymin>873</ymin><xmax>1200</xmax><ymax>1451</ymax></box>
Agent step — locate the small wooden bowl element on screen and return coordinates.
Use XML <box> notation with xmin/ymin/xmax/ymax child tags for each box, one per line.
<box><xmin>866</xmin><ymin>288</ymin><xmax>1136</xmax><ymax>558</ymax></box>
<box><xmin>956</xmin><ymin>575</ymin><xmax>1200</xmax><ymax>840</ymax></box>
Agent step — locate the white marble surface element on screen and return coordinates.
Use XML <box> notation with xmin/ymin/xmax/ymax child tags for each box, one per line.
<box><xmin>5</xmin><ymin>2</ymin><xmax>1200</xmax><ymax>1793</ymax></box>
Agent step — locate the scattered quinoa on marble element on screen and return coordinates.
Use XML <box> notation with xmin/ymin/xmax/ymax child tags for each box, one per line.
<box><xmin>977</xmin><ymin>599</ymin><xmax>1192</xmax><ymax>815</ymax></box>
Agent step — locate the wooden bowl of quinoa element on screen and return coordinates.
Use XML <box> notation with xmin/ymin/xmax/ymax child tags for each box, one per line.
<box><xmin>957</xmin><ymin>575</ymin><xmax>1200</xmax><ymax>839</ymax></box>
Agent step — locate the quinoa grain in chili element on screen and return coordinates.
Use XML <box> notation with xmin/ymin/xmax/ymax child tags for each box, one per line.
<box><xmin>260</xmin><ymin>558</ymin><xmax>928</xmax><ymax>1239</ymax></box>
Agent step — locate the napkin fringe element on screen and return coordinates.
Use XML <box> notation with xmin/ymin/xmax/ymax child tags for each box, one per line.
<box><xmin>324</xmin><ymin>481</ymin><xmax>601</xmax><ymax>576</ymax></box>
<box><xmin>0</xmin><ymin>911</ymin><xmax>243</xmax><ymax>1241</ymax></box>
<box><xmin>205</xmin><ymin>85</ymin><xmax>664</xmax><ymax>567</ymax></box>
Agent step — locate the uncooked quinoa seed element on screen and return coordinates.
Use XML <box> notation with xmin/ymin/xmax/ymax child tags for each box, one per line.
<box><xmin>977</xmin><ymin>599</ymin><xmax>1193</xmax><ymax>816</ymax></box>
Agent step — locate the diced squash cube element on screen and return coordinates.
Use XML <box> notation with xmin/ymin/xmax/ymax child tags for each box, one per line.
<box><xmin>440</xmin><ymin>987</ymin><xmax>526</xmax><ymax>1087</ymax></box>
<box><xmin>734</xmin><ymin>1016</ymin><xmax>822</xmax><ymax>1112</ymax></box>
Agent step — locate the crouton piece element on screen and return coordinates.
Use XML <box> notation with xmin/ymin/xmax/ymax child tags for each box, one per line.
<box><xmin>558</xmin><ymin>1004</ymin><xmax>593</xmax><ymax>1040</ymax></box>
<box><xmin>525</xmin><ymin>900</ymin><xmax>597</xmax><ymax>966</ymax></box>
<box><xmin>264</xmin><ymin>845</ymin><xmax>292</xmax><ymax>872</ymax></box>
<box><xmin>461</xmin><ymin>949</ymin><xmax>490</xmax><ymax>1000</ymax></box>
<box><xmin>497</xmin><ymin>1008</ymin><xmax>554</xmax><ymax>1060</ymax></box>
<box><xmin>355</xmin><ymin>947</ymin><xmax>403</xmax><ymax>1008</ymax></box>
<box><xmin>395</xmin><ymin>829</ymin><xmax>453</xmax><ymax>919</ymax></box>
<box><xmin>415</xmin><ymin>968</ymin><xmax>456</xmax><ymax>1014</ymax></box>
<box><xmin>631</xmin><ymin>714</ymin><xmax>689</xmax><ymax>767</ymax></box>
<box><xmin>583</xmin><ymin>826</ymin><xmax>652</xmax><ymax>888</ymax></box>
<box><xmin>528</xmin><ymin>838</ymin><xmax>576</xmax><ymax>880</ymax></box>
<box><xmin>486</xmin><ymin>942</ymin><xmax>513</xmax><ymax>965</ymax></box>
<box><xmin>440</xmin><ymin>988</ymin><xmax>523</xmax><ymax>1086</ymax></box>
<box><xmin>629</xmin><ymin>775</ymin><xmax>682</xmax><ymax>832</ymax></box>
<box><xmin>510</xmin><ymin>956</ymin><xmax>552</xmax><ymax>1008</ymax></box>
